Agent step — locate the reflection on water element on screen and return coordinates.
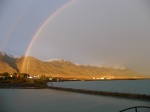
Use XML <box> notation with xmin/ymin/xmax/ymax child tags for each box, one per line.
<box><xmin>0</xmin><ymin>89</ymin><xmax>149</xmax><ymax>112</ymax></box>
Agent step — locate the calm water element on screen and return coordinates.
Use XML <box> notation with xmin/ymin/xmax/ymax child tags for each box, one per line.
<box><xmin>49</xmin><ymin>80</ymin><xmax>150</xmax><ymax>95</ymax></box>
<box><xmin>0</xmin><ymin>89</ymin><xmax>150</xmax><ymax>112</ymax></box>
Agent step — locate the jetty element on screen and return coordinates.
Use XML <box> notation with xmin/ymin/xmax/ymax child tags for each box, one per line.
<box><xmin>47</xmin><ymin>86</ymin><xmax>150</xmax><ymax>100</ymax></box>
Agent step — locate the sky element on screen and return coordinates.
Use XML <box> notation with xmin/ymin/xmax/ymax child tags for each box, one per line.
<box><xmin>0</xmin><ymin>0</ymin><xmax>150</xmax><ymax>75</ymax></box>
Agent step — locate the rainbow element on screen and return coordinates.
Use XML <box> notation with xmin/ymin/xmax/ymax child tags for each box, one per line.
<box><xmin>21</xmin><ymin>0</ymin><xmax>77</xmax><ymax>73</ymax></box>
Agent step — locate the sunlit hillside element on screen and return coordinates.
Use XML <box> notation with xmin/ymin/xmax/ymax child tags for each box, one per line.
<box><xmin>0</xmin><ymin>52</ymin><xmax>17</xmax><ymax>73</ymax></box>
<box><xmin>0</xmin><ymin>52</ymin><xmax>147</xmax><ymax>80</ymax></box>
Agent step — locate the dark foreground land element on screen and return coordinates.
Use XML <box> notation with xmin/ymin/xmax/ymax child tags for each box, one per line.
<box><xmin>0</xmin><ymin>79</ymin><xmax>48</xmax><ymax>89</ymax></box>
<box><xmin>0</xmin><ymin>83</ymin><xmax>46</xmax><ymax>89</ymax></box>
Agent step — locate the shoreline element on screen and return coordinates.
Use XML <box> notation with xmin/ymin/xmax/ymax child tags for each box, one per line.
<box><xmin>0</xmin><ymin>83</ymin><xmax>47</xmax><ymax>89</ymax></box>
<box><xmin>58</xmin><ymin>78</ymin><xmax>150</xmax><ymax>81</ymax></box>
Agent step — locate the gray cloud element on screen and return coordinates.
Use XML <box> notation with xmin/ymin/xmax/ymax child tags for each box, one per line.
<box><xmin>29</xmin><ymin>0</ymin><xmax>150</xmax><ymax>74</ymax></box>
<box><xmin>1</xmin><ymin>0</ymin><xmax>150</xmax><ymax>74</ymax></box>
<box><xmin>0</xmin><ymin>0</ymin><xmax>69</xmax><ymax>54</ymax></box>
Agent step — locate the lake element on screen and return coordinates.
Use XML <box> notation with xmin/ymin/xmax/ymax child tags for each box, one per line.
<box><xmin>49</xmin><ymin>80</ymin><xmax>150</xmax><ymax>95</ymax></box>
<box><xmin>0</xmin><ymin>89</ymin><xmax>150</xmax><ymax>112</ymax></box>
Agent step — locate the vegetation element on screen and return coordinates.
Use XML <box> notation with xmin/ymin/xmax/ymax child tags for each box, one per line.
<box><xmin>0</xmin><ymin>72</ymin><xmax>28</xmax><ymax>81</ymax></box>
<box><xmin>0</xmin><ymin>72</ymin><xmax>47</xmax><ymax>88</ymax></box>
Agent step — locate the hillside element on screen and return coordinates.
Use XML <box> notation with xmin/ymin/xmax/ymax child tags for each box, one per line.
<box><xmin>0</xmin><ymin>51</ymin><xmax>146</xmax><ymax>79</ymax></box>
<box><xmin>0</xmin><ymin>52</ymin><xmax>17</xmax><ymax>73</ymax></box>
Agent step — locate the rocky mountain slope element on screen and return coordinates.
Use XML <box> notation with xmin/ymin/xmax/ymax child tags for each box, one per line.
<box><xmin>0</xmin><ymin>52</ymin><xmax>17</xmax><ymax>73</ymax></box>
<box><xmin>0</xmin><ymin>51</ymin><xmax>145</xmax><ymax>79</ymax></box>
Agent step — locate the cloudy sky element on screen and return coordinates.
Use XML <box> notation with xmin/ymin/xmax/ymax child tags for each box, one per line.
<box><xmin>1</xmin><ymin>0</ymin><xmax>150</xmax><ymax>75</ymax></box>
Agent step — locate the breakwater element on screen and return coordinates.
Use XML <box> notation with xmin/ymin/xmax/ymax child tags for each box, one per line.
<box><xmin>47</xmin><ymin>86</ymin><xmax>150</xmax><ymax>100</ymax></box>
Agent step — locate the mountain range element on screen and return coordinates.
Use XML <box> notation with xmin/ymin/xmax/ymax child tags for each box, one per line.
<box><xmin>0</xmin><ymin>51</ymin><xmax>146</xmax><ymax>80</ymax></box>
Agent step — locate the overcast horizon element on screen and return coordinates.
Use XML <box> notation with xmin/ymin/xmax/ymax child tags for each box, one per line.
<box><xmin>1</xmin><ymin>0</ymin><xmax>150</xmax><ymax>75</ymax></box>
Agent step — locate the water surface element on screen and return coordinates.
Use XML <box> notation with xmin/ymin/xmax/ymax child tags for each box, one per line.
<box><xmin>0</xmin><ymin>89</ymin><xmax>150</xmax><ymax>112</ymax></box>
<box><xmin>50</xmin><ymin>80</ymin><xmax>150</xmax><ymax>95</ymax></box>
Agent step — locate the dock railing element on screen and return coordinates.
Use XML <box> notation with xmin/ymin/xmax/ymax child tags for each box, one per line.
<box><xmin>119</xmin><ymin>106</ymin><xmax>150</xmax><ymax>112</ymax></box>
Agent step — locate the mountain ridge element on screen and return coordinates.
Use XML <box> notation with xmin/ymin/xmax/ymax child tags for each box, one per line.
<box><xmin>0</xmin><ymin>51</ymin><xmax>147</xmax><ymax>79</ymax></box>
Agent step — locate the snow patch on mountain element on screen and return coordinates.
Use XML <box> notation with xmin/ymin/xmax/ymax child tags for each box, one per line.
<box><xmin>0</xmin><ymin>51</ymin><xmax>20</xmax><ymax>58</ymax></box>
<box><xmin>44</xmin><ymin>58</ymin><xmax>126</xmax><ymax>69</ymax></box>
<box><xmin>46</xmin><ymin>59</ymin><xmax>66</xmax><ymax>62</ymax></box>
